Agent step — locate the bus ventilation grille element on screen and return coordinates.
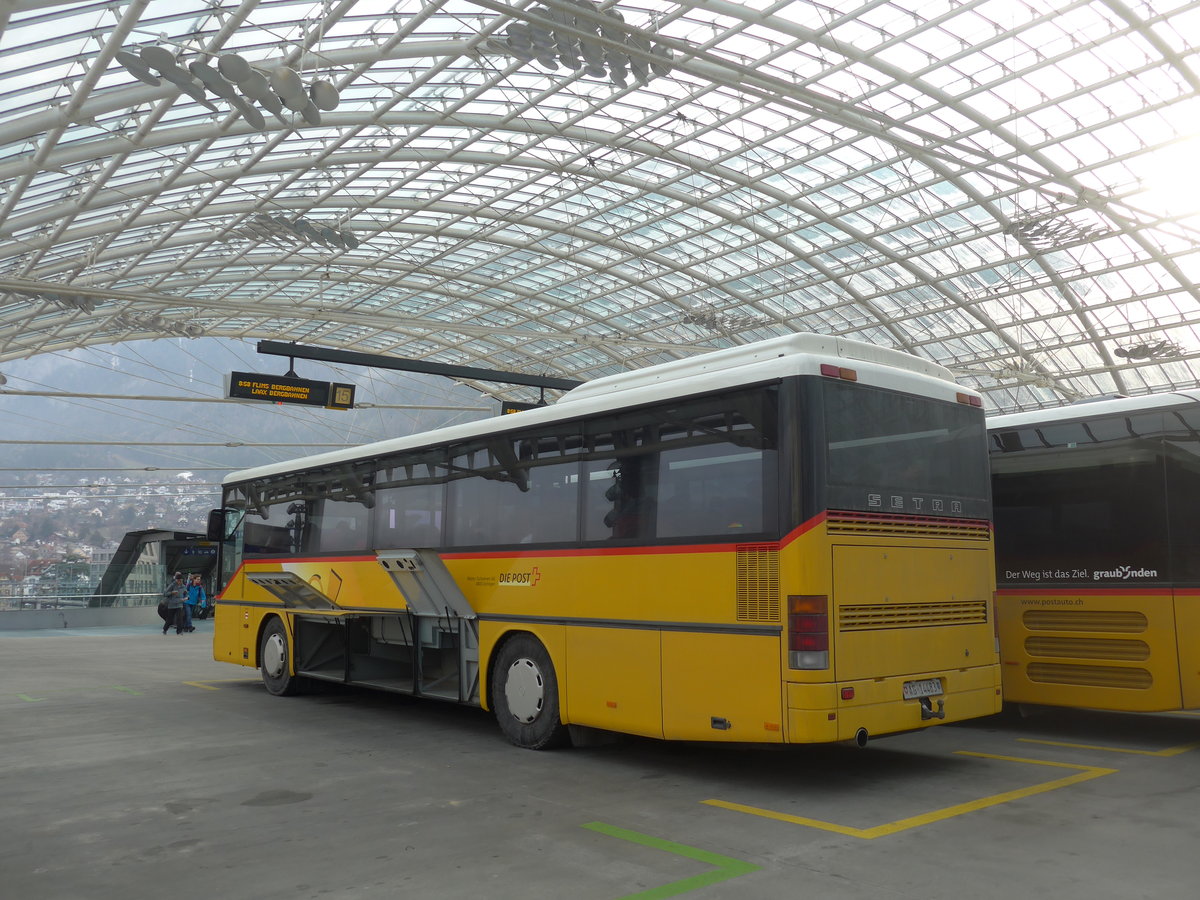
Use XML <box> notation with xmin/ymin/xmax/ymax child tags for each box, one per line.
<box><xmin>1022</xmin><ymin>609</ymin><xmax>1148</xmax><ymax>633</ymax></box>
<box><xmin>1024</xmin><ymin>636</ymin><xmax>1150</xmax><ymax>661</ymax></box>
<box><xmin>736</xmin><ymin>543</ymin><xmax>780</xmax><ymax>622</ymax></box>
<box><xmin>826</xmin><ymin>511</ymin><xmax>991</xmax><ymax>540</ymax></box>
<box><xmin>839</xmin><ymin>599</ymin><xmax>988</xmax><ymax>630</ymax></box>
<box><xmin>1027</xmin><ymin>662</ymin><xmax>1153</xmax><ymax>690</ymax></box>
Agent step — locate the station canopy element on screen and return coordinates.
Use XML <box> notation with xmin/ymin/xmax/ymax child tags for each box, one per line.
<box><xmin>2</xmin><ymin>0</ymin><xmax>1200</xmax><ymax>412</ymax></box>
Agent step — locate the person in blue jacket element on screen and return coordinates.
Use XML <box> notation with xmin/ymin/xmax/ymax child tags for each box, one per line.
<box><xmin>183</xmin><ymin>574</ymin><xmax>206</xmax><ymax>632</ymax></box>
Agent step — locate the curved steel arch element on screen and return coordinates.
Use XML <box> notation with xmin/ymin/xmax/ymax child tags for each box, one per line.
<box><xmin>3</xmin><ymin>0</ymin><xmax>1200</xmax><ymax>413</ymax></box>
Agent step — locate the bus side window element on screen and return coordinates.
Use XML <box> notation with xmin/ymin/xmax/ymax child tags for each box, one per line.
<box><xmin>657</xmin><ymin>446</ymin><xmax>767</xmax><ymax>538</ymax></box>
<box><xmin>375</xmin><ymin>483</ymin><xmax>444</xmax><ymax>548</ymax></box>
<box><xmin>241</xmin><ymin>503</ymin><xmax>293</xmax><ymax>554</ymax></box>
<box><xmin>313</xmin><ymin>499</ymin><xmax>373</xmax><ymax>552</ymax></box>
<box><xmin>584</xmin><ymin>454</ymin><xmax>656</xmax><ymax>541</ymax></box>
<box><xmin>445</xmin><ymin>428</ymin><xmax>581</xmax><ymax>547</ymax></box>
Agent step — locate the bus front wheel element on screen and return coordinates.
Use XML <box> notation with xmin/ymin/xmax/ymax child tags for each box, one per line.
<box><xmin>260</xmin><ymin>618</ymin><xmax>301</xmax><ymax>696</ymax></box>
<box><xmin>491</xmin><ymin>634</ymin><xmax>568</xmax><ymax>750</ymax></box>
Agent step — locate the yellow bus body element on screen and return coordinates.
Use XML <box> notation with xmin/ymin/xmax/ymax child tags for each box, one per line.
<box><xmin>995</xmin><ymin>588</ymin><xmax>1200</xmax><ymax>711</ymax></box>
<box><xmin>215</xmin><ymin>513</ymin><xmax>1002</xmax><ymax>744</ymax></box>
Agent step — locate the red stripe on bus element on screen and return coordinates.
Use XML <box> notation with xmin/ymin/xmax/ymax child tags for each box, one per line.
<box><xmin>441</xmin><ymin>543</ymin><xmax>742</xmax><ymax>560</ymax></box>
<box><xmin>216</xmin><ymin>512</ymin><xmax>836</xmax><ymax>583</ymax></box>
<box><xmin>239</xmin><ymin>554</ymin><xmax>377</xmax><ymax>566</ymax></box>
<box><xmin>997</xmin><ymin>587</ymin><xmax>1177</xmax><ymax>596</ymax></box>
<box><xmin>780</xmin><ymin>511</ymin><xmax>827</xmax><ymax>548</ymax></box>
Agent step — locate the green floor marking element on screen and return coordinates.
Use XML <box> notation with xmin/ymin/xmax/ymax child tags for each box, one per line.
<box><xmin>17</xmin><ymin>694</ymin><xmax>45</xmax><ymax>702</ymax></box>
<box><xmin>583</xmin><ymin>822</ymin><xmax>759</xmax><ymax>899</ymax></box>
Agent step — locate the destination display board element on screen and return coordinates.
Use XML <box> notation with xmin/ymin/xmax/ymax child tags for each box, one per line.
<box><xmin>227</xmin><ymin>371</ymin><xmax>355</xmax><ymax>410</ymax></box>
<box><xmin>499</xmin><ymin>400</ymin><xmax>544</xmax><ymax>415</ymax></box>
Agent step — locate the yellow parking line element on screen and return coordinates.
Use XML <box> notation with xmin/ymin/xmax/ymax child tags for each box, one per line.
<box><xmin>1018</xmin><ymin>737</ymin><xmax>1200</xmax><ymax>757</ymax></box>
<box><xmin>703</xmin><ymin>752</ymin><xmax>1114</xmax><ymax>839</ymax></box>
<box><xmin>184</xmin><ymin>678</ymin><xmax>260</xmax><ymax>691</ymax></box>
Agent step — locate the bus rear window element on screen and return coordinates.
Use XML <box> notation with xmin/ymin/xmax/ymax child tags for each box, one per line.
<box><xmin>818</xmin><ymin>379</ymin><xmax>989</xmax><ymax>517</ymax></box>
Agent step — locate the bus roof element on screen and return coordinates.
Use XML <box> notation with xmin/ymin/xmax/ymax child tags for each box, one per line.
<box><xmin>987</xmin><ymin>390</ymin><xmax>1200</xmax><ymax>432</ymax></box>
<box><xmin>558</xmin><ymin>333</ymin><xmax>954</xmax><ymax>404</ymax></box>
<box><xmin>223</xmin><ymin>333</ymin><xmax>970</xmax><ymax>487</ymax></box>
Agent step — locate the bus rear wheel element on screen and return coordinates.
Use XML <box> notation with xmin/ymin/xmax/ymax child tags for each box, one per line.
<box><xmin>260</xmin><ymin>618</ymin><xmax>301</xmax><ymax>696</ymax></box>
<box><xmin>492</xmin><ymin>634</ymin><xmax>568</xmax><ymax>750</ymax></box>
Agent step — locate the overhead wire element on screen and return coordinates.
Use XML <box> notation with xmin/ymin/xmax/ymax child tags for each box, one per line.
<box><xmin>0</xmin><ymin>337</ymin><xmax>495</xmax><ymax>485</ymax></box>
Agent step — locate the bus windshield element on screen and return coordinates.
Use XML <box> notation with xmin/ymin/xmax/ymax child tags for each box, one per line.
<box><xmin>818</xmin><ymin>379</ymin><xmax>990</xmax><ymax>517</ymax></box>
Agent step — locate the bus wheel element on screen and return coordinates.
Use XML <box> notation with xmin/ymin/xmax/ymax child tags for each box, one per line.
<box><xmin>260</xmin><ymin>618</ymin><xmax>300</xmax><ymax>696</ymax></box>
<box><xmin>492</xmin><ymin>635</ymin><xmax>568</xmax><ymax>750</ymax></box>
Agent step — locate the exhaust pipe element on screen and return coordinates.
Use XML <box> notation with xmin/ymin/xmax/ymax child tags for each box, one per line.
<box><xmin>853</xmin><ymin>727</ymin><xmax>869</xmax><ymax>749</ymax></box>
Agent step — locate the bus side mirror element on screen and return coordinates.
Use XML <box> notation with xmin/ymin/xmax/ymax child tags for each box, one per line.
<box><xmin>206</xmin><ymin>509</ymin><xmax>225</xmax><ymax>542</ymax></box>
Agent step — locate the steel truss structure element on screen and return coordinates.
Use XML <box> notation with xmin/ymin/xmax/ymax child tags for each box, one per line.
<box><xmin>2</xmin><ymin>0</ymin><xmax>1199</xmax><ymax>411</ymax></box>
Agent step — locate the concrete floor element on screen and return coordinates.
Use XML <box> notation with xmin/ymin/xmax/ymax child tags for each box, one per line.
<box><xmin>3</xmin><ymin>622</ymin><xmax>1199</xmax><ymax>900</ymax></box>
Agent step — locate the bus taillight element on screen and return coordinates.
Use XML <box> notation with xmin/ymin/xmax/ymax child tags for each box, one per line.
<box><xmin>788</xmin><ymin>594</ymin><xmax>829</xmax><ymax>670</ymax></box>
<box><xmin>820</xmin><ymin>363</ymin><xmax>858</xmax><ymax>381</ymax></box>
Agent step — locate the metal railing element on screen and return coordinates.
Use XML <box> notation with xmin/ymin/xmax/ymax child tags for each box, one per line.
<box><xmin>0</xmin><ymin>593</ymin><xmax>160</xmax><ymax>611</ymax></box>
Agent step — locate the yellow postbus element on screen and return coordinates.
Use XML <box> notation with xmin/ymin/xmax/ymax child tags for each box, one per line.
<box><xmin>990</xmin><ymin>392</ymin><xmax>1200</xmax><ymax>711</ymax></box>
<box><xmin>208</xmin><ymin>333</ymin><xmax>1001</xmax><ymax>749</ymax></box>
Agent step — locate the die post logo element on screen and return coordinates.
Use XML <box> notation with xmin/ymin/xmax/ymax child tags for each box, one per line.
<box><xmin>498</xmin><ymin>566</ymin><xmax>542</xmax><ymax>587</ymax></box>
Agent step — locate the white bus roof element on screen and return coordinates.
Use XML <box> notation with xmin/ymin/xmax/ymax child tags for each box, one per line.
<box><xmin>559</xmin><ymin>333</ymin><xmax>954</xmax><ymax>404</ymax></box>
<box><xmin>988</xmin><ymin>390</ymin><xmax>1200</xmax><ymax>431</ymax></box>
<box><xmin>223</xmin><ymin>333</ymin><xmax>971</xmax><ymax>486</ymax></box>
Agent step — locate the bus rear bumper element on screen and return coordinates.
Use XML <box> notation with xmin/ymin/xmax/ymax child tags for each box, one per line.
<box><xmin>786</xmin><ymin>665</ymin><xmax>1003</xmax><ymax>743</ymax></box>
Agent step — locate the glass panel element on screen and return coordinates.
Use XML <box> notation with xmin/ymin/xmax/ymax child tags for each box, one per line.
<box><xmin>311</xmin><ymin>498</ymin><xmax>373</xmax><ymax>553</ymax></box>
<box><xmin>583</xmin><ymin>387</ymin><xmax>778</xmax><ymax>541</ymax></box>
<box><xmin>582</xmin><ymin>432</ymin><xmax>658</xmax><ymax>542</ymax></box>
<box><xmin>372</xmin><ymin>448</ymin><xmax>448</xmax><ymax>547</ymax></box>
<box><xmin>990</xmin><ymin>406</ymin><xmax>1184</xmax><ymax>585</ymax></box>
<box><xmin>1163</xmin><ymin>408</ymin><xmax>1200</xmax><ymax>585</ymax></box>
<box><xmin>820</xmin><ymin>380</ymin><xmax>990</xmax><ymax>517</ymax></box>
<box><xmin>230</xmin><ymin>483</ymin><xmax>295</xmax><ymax>556</ymax></box>
<box><xmin>657</xmin><ymin>444</ymin><xmax>769</xmax><ymax>538</ymax></box>
<box><xmin>445</xmin><ymin>424</ymin><xmax>581</xmax><ymax>547</ymax></box>
<box><xmin>375</xmin><ymin>480</ymin><xmax>445</xmax><ymax>548</ymax></box>
<box><xmin>991</xmin><ymin>447</ymin><xmax>1167</xmax><ymax>586</ymax></box>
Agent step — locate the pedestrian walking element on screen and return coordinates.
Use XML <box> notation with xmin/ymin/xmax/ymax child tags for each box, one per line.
<box><xmin>184</xmin><ymin>574</ymin><xmax>206</xmax><ymax>631</ymax></box>
<box><xmin>162</xmin><ymin>572</ymin><xmax>187</xmax><ymax>635</ymax></box>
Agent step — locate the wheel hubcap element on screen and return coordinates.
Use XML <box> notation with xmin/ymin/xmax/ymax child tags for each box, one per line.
<box><xmin>504</xmin><ymin>657</ymin><xmax>544</xmax><ymax>723</ymax></box>
<box><xmin>263</xmin><ymin>633</ymin><xmax>286</xmax><ymax>679</ymax></box>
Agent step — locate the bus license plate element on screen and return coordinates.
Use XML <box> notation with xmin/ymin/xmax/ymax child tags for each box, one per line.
<box><xmin>902</xmin><ymin>678</ymin><xmax>943</xmax><ymax>700</ymax></box>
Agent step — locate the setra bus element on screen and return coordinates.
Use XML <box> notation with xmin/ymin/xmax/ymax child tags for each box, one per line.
<box><xmin>208</xmin><ymin>333</ymin><xmax>1002</xmax><ymax>749</ymax></box>
<box><xmin>989</xmin><ymin>392</ymin><xmax>1200</xmax><ymax>712</ymax></box>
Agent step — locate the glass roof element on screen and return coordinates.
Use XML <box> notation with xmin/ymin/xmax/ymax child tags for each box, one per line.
<box><xmin>2</xmin><ymin>0</ymin><xmax>1200</xmax><ymax>412</ymax></box>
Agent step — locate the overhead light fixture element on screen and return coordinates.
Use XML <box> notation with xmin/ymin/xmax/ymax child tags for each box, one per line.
<box><xmin>5</xmin><ymin>286</ymin><xmax>97</xmax><ymax>312</ymax></box>
<box><xmin>678</xmin><ymin>305</ymin><xmax>769</xmax><ymax>333</ymax></box>
<box><xmin>488</xmin><ymin>2</ymin><xmax>674</xmax><ymax>87</ymax></box>
<box><xmin>1004</xmin><ymin>209</ymin><xmax>1110</xmax><ymax>250</ymax></box>
<box><xmin>114</xmin><ymin>46</ymin><xmax>341</xmax><ymax>130</ymax></box>
<box><xmin>1114</xmin><ymin>340</ymin><xmax>1183</xmax><ymax>361</ymax></box>
<box><xmin>111</xmin><ymin>312</ymin><xmax>205</xmax><ymax>337</ymax></box>
<box><xmin>237</xmin><ymin>214</ymin><xmax>360</xmax><ymax>250</ymax></box>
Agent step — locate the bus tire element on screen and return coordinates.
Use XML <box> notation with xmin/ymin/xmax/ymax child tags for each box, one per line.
<box><xmin>260</xmin><ymin>618</ymin><xmax>301</xmax><ymax>696</ymax></box>
<box><xmin>491</xmin><ymin>634</ymin><xmax>569</xmax><ymax>750</ymax></box>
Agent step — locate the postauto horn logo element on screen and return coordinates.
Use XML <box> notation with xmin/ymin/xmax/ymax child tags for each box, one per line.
<box><xmin>498</xmin><ymin>566</ymin><xmax>542</xmax><ymax>587</ymax></box>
